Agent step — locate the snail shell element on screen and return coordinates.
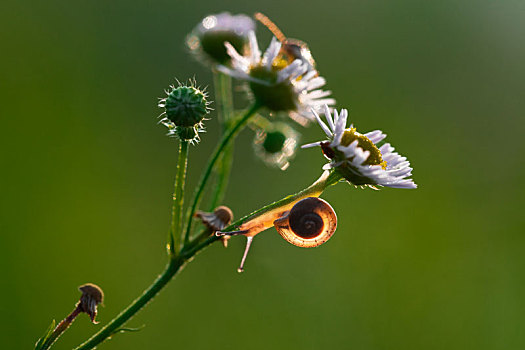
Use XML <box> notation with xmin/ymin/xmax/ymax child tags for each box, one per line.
<box><xmin>273</xmin><ymin>197</ymin><xmax>337</xmax><ymax>248</ymax></box>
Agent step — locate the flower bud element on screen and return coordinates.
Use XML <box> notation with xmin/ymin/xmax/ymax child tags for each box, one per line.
<box><xmin>159</xmin><ymin>81</ymin><xmax>211</xmax><ymax>143</ymax></box>
<box><xmin>253</xmin><ymin>122</ymin><xmax>299</xmax><ymax>170</ymax></box>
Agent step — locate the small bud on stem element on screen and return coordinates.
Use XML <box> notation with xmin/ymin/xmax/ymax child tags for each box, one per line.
<box><xmin>195</xmin><ymin>206</ymin><xmax>233</xmax><ymax>247</ymax></box>
<box><xmin>37</xmin><ymin>283</ymin><xmax>104</xmax><ymax>350</ymax></box>
<box><xmin>77</xmin><ymin>283</ymin><xmax>104</xmax><ymax>324</ymax></box>
<box><xmin>159</xmin><ymin>80</ymin><xmax>212</xmax><ymax>144</ymax></box>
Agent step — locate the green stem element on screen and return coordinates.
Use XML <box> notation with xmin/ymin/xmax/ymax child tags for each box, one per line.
<box><xmin>40</xmin><ymin>308</ymin><xmax>81</xmax><ymax>349</ymax></box>
<box><xmin>169</xmin><ymin>141</ymin><xmax>189</xmax><ymax>255</ymax></box>
<box><xmin>209</xmin><ymin>145</ymin><xmax>233</xmax><ymax>210</ymax></box>
<box><xmin>209</xmin><ymin>71</ymin><xmax>235</xmax><ymax>210</ymax></box>
<box><xmin>186</xmin><ymin>170</ymin><xmax>343</xmax><ymax>251</ymax></box>
<box><xmin>183</xmin><ymin>102</ymin><xmax>261</xmax><ymax>244</ymax></box>
<box><xmin>74</xmin><ymin>258</ymin><xmax>185</xmax><ymax>350</ymax></box>
<box><xmin>224</xmin><ymin>170</ymin><xmax>343</xmax><ymax>230</ymax></box>
<box><xmin>212</xmin><ymin>70</ymin><xmax>233</xmax><ymax>131</ymax></box>
<box><xmin>73</xmin><ymin>171</ymin><xmax>342</xmax><ymax>350</ymax></box>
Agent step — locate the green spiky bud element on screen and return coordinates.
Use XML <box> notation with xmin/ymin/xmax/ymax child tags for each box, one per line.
<box><xmin>159</xmin><ymin>81</ymin><xmax>211</xmax><ymax>143</ymax></box>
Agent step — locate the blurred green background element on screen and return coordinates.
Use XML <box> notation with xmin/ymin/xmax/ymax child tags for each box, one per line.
<box><xmin>1</xmin><ymin>0</ymin><xmax>524</xmax><ymax>349</ymax></box>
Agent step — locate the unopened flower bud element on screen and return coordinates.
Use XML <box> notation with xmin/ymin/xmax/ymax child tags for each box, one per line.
<box><xmin>159</xmin><ymin>81</ymin><xmax>211</xmax><ymax>143</ymax></box>
<box><xmin>253</xmin><ymin>122</ymin><xmax>299</xmax><ymax>170</ymax></box>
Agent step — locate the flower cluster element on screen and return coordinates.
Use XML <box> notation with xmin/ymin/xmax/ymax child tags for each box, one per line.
<box><xmin>173</xmin><ymin>12</ymin><xmax>416</xmax><ymax>187</ymax></box>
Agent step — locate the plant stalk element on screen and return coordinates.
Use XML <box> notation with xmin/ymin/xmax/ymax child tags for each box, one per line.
<box><xmin>182</xmin><ymin>102</ymin><xmax>261</xmax><ymax>244</ymax></box>
<box><xmin>40</xmin><ymin>308</ymin><xmax>81</xmax><ymax>350</ymax></box>
<box><xmin>223</xmin><ymin>170</ymin><xmax>343</xmax><ymax>231</ymax></box>
<box><xmin>209</xmin><ymin>71</ymin><xmax>235</xmax><ymax>210</ymax></box>
<box><xmin>74</xmin><ymin>258</ymin><xmax>184</xmax><ymax>350</ymax></box>
<box><xmin>73</xmin><ymin>170</ymin><xmax>341</xmax><ymax>350</ymax></box>
<box><xmin>169</xmin><ymin>140</ymin><xmax>189</xmax><ymax>255</ymax></box>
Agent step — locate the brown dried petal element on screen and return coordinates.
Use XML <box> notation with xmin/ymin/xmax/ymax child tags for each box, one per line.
<box><xmin>196</xmin><ymin>206</ymin><xmax>233</xmax><ymax>231</ymax></box>
<box><xmin>78</xmin><ymin>283</ymin><xmax>104</xmax><ymax>324</ymax></box>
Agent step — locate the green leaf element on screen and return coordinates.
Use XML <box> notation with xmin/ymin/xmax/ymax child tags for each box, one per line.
<box><xmin>34</xmin><ymin>320</ymin><xmax>56</xmax><ymax>350</ymax></box>
<box><xmin>110</xmin><ymin>325</ymin><xmax>145</xmax><ymax>336</ymax></box>
<box><xmin>108</xmin><ymin>324</ymin><xmax>146</xmax><ymax>339</ymax></box>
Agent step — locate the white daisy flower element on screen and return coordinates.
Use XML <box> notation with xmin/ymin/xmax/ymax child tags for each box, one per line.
<box><xmin>303</xmin><ymin>105</ymin><xmax>417</xmax><ymax>189</ymax></box>
<box><xmin>186</xmin><ymin>12</ymin><xmax>255</xmax><ymax>65</ymax></box>
<box><xmin>217</xmin><ymin>31</ymin><xmax>335</xmax><ymax>126</ymax></box>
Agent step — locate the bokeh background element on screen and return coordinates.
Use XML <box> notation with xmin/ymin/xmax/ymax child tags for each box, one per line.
<box><xmin>1</xmin><ymin>0</ymin><xmax>524</xmax><ymax>349</ymax></box>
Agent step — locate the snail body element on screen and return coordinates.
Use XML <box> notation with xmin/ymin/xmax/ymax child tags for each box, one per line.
<box><xmin>218</xmin><ymin>196</ymin><xmax>337</xmax><ymax>272</ymax></box>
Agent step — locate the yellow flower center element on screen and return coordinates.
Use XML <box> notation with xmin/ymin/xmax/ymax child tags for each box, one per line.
<box><xmin>340</xmin><ymin>127</ymin><xmax>387</xmax><ymax>169</ymax></box>
<box><xmin>248</xmin><ymin>64</ymin><xmax>296</xmax><ymax>112</ymax></box>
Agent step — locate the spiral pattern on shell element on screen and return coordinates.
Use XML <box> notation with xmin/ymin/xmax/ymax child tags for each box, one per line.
<box><xmin>273</xmin><ymin>197</ymin><xmax>337</xmax><ymax>248</ymax></box>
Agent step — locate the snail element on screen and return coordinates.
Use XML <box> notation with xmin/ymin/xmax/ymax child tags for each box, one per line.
<box><xmin>274</xmin><ymin>197</ymin><xmax>337</xmax><ymax>248</ymax></box>
<box><xmin>218</xmin><ymin>197</ymin><xmax>337</xmax><ymax>272</ymax></box>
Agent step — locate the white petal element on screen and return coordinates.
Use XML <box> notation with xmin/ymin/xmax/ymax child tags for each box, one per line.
<box><xmin>307</xmin><ymin>89</ymin><xmax>332</xmax><ymax>99</ymax></box>
<box><xmin>384</xmin><ymin>180</ymin><xmax>417</xmax><ymax>189</ymax></box>
<box><xmin>248</xmin><ymin>31</ymin><xmax>261</xmax><ymax>64</ymax></box>
<box><xmin>224</xmin><ymin>42</ymin><xmax>249</xmax><ymax>69</ymax></box>
<box><xmin>379</xmin><ymin>143</ymin><xmax>394</xmax><ymax>154</ymax></box>
<box><xmin>301</xmin><ymin>141</ymin><xmax>322</xmax><ymax>149</ymax></box>
<box><xmin>216</xmin><ymin>65</ymin><xmax>250</xmax><ymax>80</ymax></box>
<box><xmin>302</xmin><ymin>70</ymin><xmax>317</xmax><ymax>81</ymax></box>
<box><xmin>365</xmin><ymin>130</ymin><xmax>387</xmax><ymax>144</ymax></box>
<box><xmin>312</xmin><ymin>108</ymin><xmax>333</xmax><ymax>138</ymax></box>
<box><xmin>262</xmin><ymin>37</ymin><xmax>281</xmax><ymax>68</ymax></box>
<box><xmin>306</xmin><ymin>76</ymin><xmax>327</xmax><ymax>90</ymax></box>
<box><xmin>278</xmin><ymin>59</ymin><xmax>304</xmax><ymax>82</ymax></box>
<box><xmin>324</xmin><ymin>104</ymin><xmax>335</xmax><ymax>132</ymax></box>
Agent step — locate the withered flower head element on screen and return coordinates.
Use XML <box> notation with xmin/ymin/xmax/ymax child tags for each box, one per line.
<box><xmin>78</xmin><ymin>283</ymin><xmax>104</xmax><ymax>324</ymax></box>
<box><xmin>196</xmin><ymin>206</ymin><xmax>233</xmax><ymax>247</ymax></box>
<box><xmin>196</xmin><ymin>206</ymin><xmax>233</xmax><ymax>231</ymax></box>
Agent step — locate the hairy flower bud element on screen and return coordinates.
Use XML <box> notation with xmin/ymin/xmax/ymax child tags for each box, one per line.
<box><xmin>159</xmin><ymin>81</ymin><xmax>211</xmax><ymax>143</ymax></box>
<box><xmin>253</xmin><ymin>122</ymin><xmax>299</xmax><ymax>170</ymax></box>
